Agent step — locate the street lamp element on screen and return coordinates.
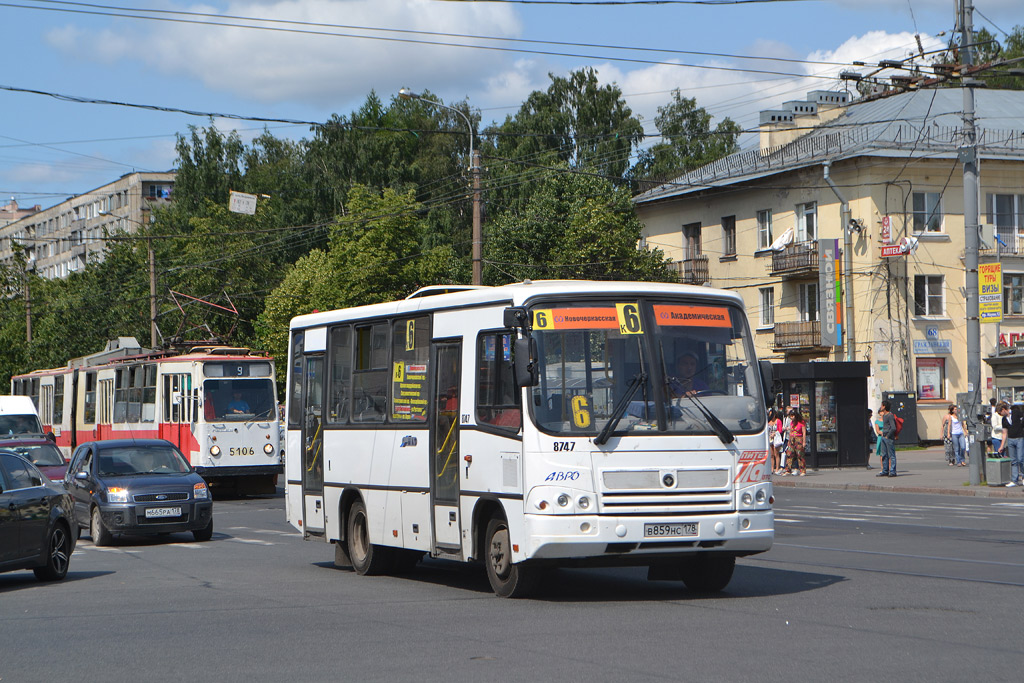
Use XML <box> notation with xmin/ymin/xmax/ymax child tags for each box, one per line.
<box><xmin>101</xmin><ymin>211</ymin><xmax>158</xmax><ymax>347</ymax></box>
<box><xmin>399</xmin><ymin>88</ymin><xmax>483</xmax><ymax>285</ymax></box>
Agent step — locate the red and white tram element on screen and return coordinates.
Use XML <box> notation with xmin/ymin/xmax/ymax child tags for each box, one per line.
<box><xmin>11</xmin><ymin>337</ymin><xmax>282</xmax><ymax>494</ymax></box>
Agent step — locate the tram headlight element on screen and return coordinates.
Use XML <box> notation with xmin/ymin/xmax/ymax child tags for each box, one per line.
<box><xmin>210</xmin><ymin>445</ymin><xmax>222</xmax><ymax>457</ymax></box>
<box><xmin>263</xmin><ymin>443</ymin><xmax>275</xmax><ymax>455</ymax></box>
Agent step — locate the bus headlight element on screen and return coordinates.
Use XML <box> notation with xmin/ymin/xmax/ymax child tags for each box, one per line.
<box><xmin>264</xmin><ymin>443</ymin><xmax>275</xmax><ymax>455</ymax></box>
<box><xmin>577</xmin><ymin>496</ymin><xmax>591</xmax><ymax>510</ymax></box>
<box><xmin>210</xmin><ymin>445</ymin><xmax>221</xmax><ymax>457</ymax></box>
<box><xmin>741</xmin><ymin>491</ymin><xmax>753</xmax><ymax>506</ymax></box>
<box><xmin>755</xmin><ymin>489</ymin><xmax>767</xmax><ymax>504</ymax></box>
<box><xmin>557</xmin><ymin>494</ymin><xmax>571</xmax><ymax>507</ymax></box>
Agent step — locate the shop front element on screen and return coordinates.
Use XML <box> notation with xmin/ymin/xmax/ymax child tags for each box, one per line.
<box><xmin>773</xmin><ymin>361</ymin><xmax>871</xmax><ymax>469</ymax></box>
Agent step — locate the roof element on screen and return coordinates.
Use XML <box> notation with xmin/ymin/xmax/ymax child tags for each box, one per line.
<box><xmin>634</xmin><ymin>88</ymin><xmax>1024</xmax><ymax>205</ymax></box>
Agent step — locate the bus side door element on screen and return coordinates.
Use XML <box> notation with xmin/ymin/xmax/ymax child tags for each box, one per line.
<box><xmin>430</xmin><ymin>340</ymin><xmax>462</xmax><ymax>551</ymax></box>
<box><xmin>301</xmin><ymin>355</ymin><xmax>325</xmax><ymax>533</ymax></box>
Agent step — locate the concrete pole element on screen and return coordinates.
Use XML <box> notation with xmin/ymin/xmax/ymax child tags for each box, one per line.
<box><xmin>961</xmin><ymin>0</ymin><xmax>983</xmax><ymax>485</ymax></box>
<box><xmin>149</xmin><ymin>237</ymin><xmax>158</xmax><ymax>348</ymax></box>
<box><xmin>472</xmin><ymin>148</ymin><xmax>482</xmax><ymax>286</ymax></box>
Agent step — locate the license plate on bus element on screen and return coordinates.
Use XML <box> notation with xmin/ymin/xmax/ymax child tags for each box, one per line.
<box><xmin>644</xmin><ymin>522</ymin><xmax>698</xmax><ymax>538</ymax></box>
<box><xmin>145</xmin><ymin>507</ymin><xmax>181</xmax><ymax>519</ymax></box>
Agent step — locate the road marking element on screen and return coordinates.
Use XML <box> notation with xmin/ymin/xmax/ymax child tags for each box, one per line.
<box><xmin>225</xmin><ymin>537</ymin><xmax>275</xmax><ymax>546</ymax></box>
<box><xmin>774</xmin><ymin>518</ymin><xmax>803</xmax><ymax>523</ymax></box>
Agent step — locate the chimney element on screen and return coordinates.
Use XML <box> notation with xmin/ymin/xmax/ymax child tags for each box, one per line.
<box><xmin>759</xmin><ymin>91</ymin><xmax>850</xmax><ymax>152</ymax></box>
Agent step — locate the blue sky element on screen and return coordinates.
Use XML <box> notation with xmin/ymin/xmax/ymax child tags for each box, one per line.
<box><xmin>0</xmin><ymin>0</ymin><xmax>1019</xmax><ymax>209</ymax></box>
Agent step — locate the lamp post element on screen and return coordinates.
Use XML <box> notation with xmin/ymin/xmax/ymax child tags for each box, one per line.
<box><xmin>101</xmin><ymin>211</ymin><xmax>158</xmax><ymax>347</ymax></box>
<box><xmin>399</xmin><ymin>88</ymin><xmax>482</xmax><ymax>285</ymax></box>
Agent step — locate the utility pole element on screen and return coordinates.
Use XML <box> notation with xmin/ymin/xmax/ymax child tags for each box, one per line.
<box><xmin>24</xmin><ymin>272</ymin><xmax>31</xmax><ymax>343</ymax></box>
<box><xmin>471</xmin><ymin>148</ymin><xmax>482</xmax><ymax>286</ymax></box>
<box><xmin>149</xmin><ymin>237</ymin><xmax>158</xmax><ymax>348</ymax></box>
<box><xmin>961</xmin><ymin>0</ymin><xmax>983</xmax><ymax>485</ymax></box>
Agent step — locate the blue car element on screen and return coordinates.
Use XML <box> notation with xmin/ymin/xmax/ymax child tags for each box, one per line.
<box><xmin>64</xmin><ymin>439</ymin><xmax>214</xmax><ymax>545</ymax></box>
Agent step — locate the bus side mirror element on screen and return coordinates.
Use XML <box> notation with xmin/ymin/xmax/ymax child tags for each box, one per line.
<box><xmin>513</xmin><ymin>337</ymin><xmax>539</xmax><ymax>387</ymax></box>
<box><xmin>503</xmin><ymin>306</ymin><xmax>529</xmax><ymax>329</ymax></box>
<box><xmin>759</xmin><ymin>360</ymin><xmax>774</xmax><ymax>402</ymax></box>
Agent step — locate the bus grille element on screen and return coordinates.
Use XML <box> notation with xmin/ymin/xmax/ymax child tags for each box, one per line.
<box><xmin>599</xmin><ymin>468</ymin><xmax>733</xmax><ymax>515</ymax></box>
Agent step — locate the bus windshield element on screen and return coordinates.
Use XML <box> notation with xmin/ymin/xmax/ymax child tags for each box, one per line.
<box><xmin>203</xmin><ymin>379</ymin><xmax>277</xmax><ymax>421</ymax></box>
<box><xmin>529</xmin><ymin>299</ymin><xmax>764</xmax><ymax>437</ymax></box>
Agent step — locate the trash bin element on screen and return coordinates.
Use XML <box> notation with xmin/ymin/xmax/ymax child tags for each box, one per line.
<box><xmin>986</xmin><ymin>457</ymin><xmax>1011</xmax><ymax>486</ymax></box>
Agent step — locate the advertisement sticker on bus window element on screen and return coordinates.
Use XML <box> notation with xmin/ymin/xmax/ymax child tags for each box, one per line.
<box><xmin>406</xmin><ymin>320</ymin><xmax>415</xmax><ymax>351</ymax></box>
<box><xmin>653</xmin><ymin>304</ymin><xmax>732</xmax><ymax>328</ymax></box>
<box><xmin>483</xmin><ymin>335</ymin><xmax>496</xmax><ymax>361</ymax></box>
<box><xmin>570</xmin><ymin>395</ymin><xmax>592</xmax><ymax>430</ymax></box>
<box><xmin>393</xmin><ymin>362</ymin><xmax>405</xmax><ymax>382</ymax></box>
<box><xmin>502</xmin><ymin>334</ymin><xmax>511</xmax><ymax>361</ymax></box>
<box><xmin>532</xmin><ymin>308</ymin><xmax>619</xmax><ymax>330</ymax></box>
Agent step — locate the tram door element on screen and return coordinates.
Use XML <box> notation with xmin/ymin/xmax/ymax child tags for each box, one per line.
<box><xmin>302</xmin><ymin>355</ymin><xmax>325</xmax><ymax>532</ymax></box>
<box><xmin>430</xmin><ymin>341</ymin><xmax>462</xmax><ymax>550</ymax></box>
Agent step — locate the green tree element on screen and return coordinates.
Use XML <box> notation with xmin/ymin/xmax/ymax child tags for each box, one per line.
<box><xmin>172</xmin><ymin>125</ymin><xmax>245</xmax><ymax>213</ymax></box>
<box><xmin>630</xmin><ymin>89</ymin><xmax>741</xmax><ymax>185</ymax></box>
<box><xmin>483</xmin><ymin>168</ymin><xmax>674</xmax><ymax>284</ymax></box>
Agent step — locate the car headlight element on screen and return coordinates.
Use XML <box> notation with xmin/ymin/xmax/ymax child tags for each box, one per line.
<box><xmin>106</xmin><ymin>487</ymin><xmax>129</xmax><ymax>503</ymax></box>
<box><xmin>193</xmin><ymin>482</ymin><xmax>209</xmax><ymax>500</ymax></box>
<box><xmin>210</xmin><ymin>445</ymin><xmax>221</xmax><ymax>457</ymax></box>
<box><xmin>263</xmin><ymin>443</ymin><xmax>275</xmax><ymax>455</ymax></box>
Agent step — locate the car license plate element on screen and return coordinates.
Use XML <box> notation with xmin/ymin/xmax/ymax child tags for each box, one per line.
<box><xmin>644</xmin><ymin>522</ymin><xmax>698</xmax><ymax>538</ymax></box>
<box><xmin>145</xmin><ymin>507</ymin><xmax>181</xmax><ymax>519</ymax></box>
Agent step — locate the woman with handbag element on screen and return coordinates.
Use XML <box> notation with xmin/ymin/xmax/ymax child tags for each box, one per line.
<box><xmin>786</xmin><ymin>410</ymin><xmax>807</xmax><ymax>476</ymax></box>
<box><xmin>768</xmin><ymin>409</ymin><xmax>783</xmax><ymax>474</ymax></box>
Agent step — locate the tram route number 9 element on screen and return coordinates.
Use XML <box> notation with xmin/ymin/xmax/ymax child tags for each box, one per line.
<box><xmin>229</xmin><ymin>447</ymin><xmax>255</xmax><ymax>456</ymax></box>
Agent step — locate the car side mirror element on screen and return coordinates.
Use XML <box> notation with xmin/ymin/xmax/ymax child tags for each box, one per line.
<box><xmin>74</xmin><ymin>470</ymin><xmax>88</xmax><ymax>480</ymax></box>
<box><xmin>45</xmin><ymin>430</ymin><xmax>57</xmax><ymax>442</ymax></box>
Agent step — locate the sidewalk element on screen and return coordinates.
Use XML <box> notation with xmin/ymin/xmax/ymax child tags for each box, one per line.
<box><xmin>772</xmin><ymin>445</ymin><xmax>1024</xmax><ymax>497</ymax></box>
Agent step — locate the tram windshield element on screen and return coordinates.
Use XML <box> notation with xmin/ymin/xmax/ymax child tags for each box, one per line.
<box><xmin>203</xmin><ymin>378</ymin><xmax>277</xmax><ymax>421</ymax></box>
<box><xmin>528</xmin><ymin>300</ymin><xmax>764</xmax><ymax>437</ymax></box>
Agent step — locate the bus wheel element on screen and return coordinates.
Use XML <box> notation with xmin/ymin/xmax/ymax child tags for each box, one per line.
<box><xmin>347</xmin><ymin>500</ymin><xmax>391</xmax><ymax>576</ymax></box>
<box><xmin>91</xmin><ymin>508</ymin><xmax>113</xmax><ymax>546</ymax></box>
<box><xmin>484</xmin><ymin>517</ymin><xmax>538</xmax><ymax>598</ymax></box>
<box><xmin>679</xmin><ymin>554</ymin><xmax>735</xmax><ymax>593</ymax></box>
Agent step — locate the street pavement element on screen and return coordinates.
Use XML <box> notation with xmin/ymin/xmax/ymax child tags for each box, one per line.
<box><xmin>773</xmin><ymin>444</ymin><xmax>1024</xmax><ymax>497</ymax></box>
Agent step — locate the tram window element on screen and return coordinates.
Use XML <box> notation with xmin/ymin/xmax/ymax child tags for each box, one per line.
<box><xmin>114</xmin><ymin>368</ymin><xmax>129</xmax><ymax>423</ymax></box>
<box><xmin>84</xmin><ymin>372</ymin><xmax>97</xmax><ymax>424</ymax></box>
<box><xmin>54</xmin><ymin>374</ymin><xmax>64</xmax><ymax>425</ymax></box>
<box><xmin>141</xmin><ymin>365</ymin><xmax>157</xmax><ymax>423</ymax></box>
<box><xmin>476</xmin><ymin>331</ymin><xmax>521</xmax><ymax>431</ymax></box>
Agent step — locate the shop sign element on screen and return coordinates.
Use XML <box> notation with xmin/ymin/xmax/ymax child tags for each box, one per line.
<box><xmin>880</xmin><ymin>215</ymin><xmax>892</xmax><ymax>243</ymax></box>
<box><xmin>913</xmin><ymin>339</ymin><xmax>952</xmax><ymax>354</ymax></box>
<box><xmin>818</xmin><ymin>239</ymin><xmax>841</xmax><ymax>347</ymax></box>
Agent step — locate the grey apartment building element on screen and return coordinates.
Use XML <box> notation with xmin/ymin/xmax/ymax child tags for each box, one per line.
<box><xmin>0</xmin><ymin>171</ymin><xmax>175</xmax><ymax>279</ymax></box>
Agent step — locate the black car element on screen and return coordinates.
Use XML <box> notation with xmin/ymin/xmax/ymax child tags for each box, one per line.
<box><xmin>0</xmin><ymin>450</ymin><xmax>76</xmax><ymax>581</ymax></box>
<box><xmin>64</xmin><ymin>439</ymin><xmax>214</xmax><ymax>545</ymax></box>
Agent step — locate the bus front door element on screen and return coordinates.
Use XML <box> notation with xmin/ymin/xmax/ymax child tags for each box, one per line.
<box><xmin>301</xmin><ymin>355</ymin><xmax>325</xmax><ymax>533</ymax></box>
<box><xmin>430</xmin><ymin>341</ymin><xmax>462</xmax><ymax>551</ymax></box>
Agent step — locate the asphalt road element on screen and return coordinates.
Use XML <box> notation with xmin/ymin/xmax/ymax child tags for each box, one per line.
<box><xmin>2</xmin><ymin>488</ymin><xmax>1022</xmax><ymax>682</ymax></box>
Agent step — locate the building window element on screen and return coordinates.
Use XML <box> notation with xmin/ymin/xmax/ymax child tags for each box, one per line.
<box><xmin>916</xmin><ymin>357</ymin><xmax>945</xmax><ymax>400</ymax></box>
<box><xmin>682</xmin><ymin>222</ymin><xmax>702</xmax><ymax>260</ymax></box>
<box><xmin>914</xmin><ymin>275</ymin><xmax>944</xmax><ymax>316</ymax></box>
<box><xmin>796</xmin><ymin>202</ymin><xmax>817</xmax><ymax>242</ymax></box>
<box><xmin>759</xmin><ymin>287</ymin><xmax>774</xmax><ymax>327</ymax></box>
<box><xmin>757</xmin><ymin>209</ymin><xmax>773</xmax><ymax>250</ymax></box>
<box><xmin>1005</xmin><ymin>273</ymin><xmax>1024</xmax><ymax>315</ymax></box>
<box><xmin>988</xmin><ymin>193</ymin><xmax>1024</xmax><ymax>252</ymax></box>
<box><xmin>798</xmin><ymin>282</ymin><xmax>818</xmax><ymax>322</ymax></box>
<box><xmin>721</xmin><ymin>216</ymin><xmax>736</xmax><ymax>256</ymax></box>
<box><xmin>912</xmin><ymin>192</ymin><xmax>942</xmax><ymax>232</ymax></box>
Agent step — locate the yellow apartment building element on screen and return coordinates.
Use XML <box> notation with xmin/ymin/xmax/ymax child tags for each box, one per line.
<box><xmin>634</xmin><ymin>88</ymin><xmax>1024</xmax><ymax>441</ymax></box>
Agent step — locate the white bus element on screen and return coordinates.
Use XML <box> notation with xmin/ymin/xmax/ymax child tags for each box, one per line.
<box><xmin>285</xmin><ymin>281</ymin><xmax>774</xmax><ymax>597</ymax></box>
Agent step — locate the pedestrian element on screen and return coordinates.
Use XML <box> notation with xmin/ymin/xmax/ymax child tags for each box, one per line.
<box><xmin>778</xmin><ymin>405</ymin><xmax>792</xmax><ymax>475</ymax></box>
<box><xmin>786</xmin><ymin>409</ymin><xmax>807</xmax><ymax>476</ymax></box>
<box><xmin>874</xmin><ymin>408</ymin><xmax>884</xmax><ymax>466</ymax></box>
<box><xmin>877</xmin><ymin>400</ymin><xmax>898</xmax><ymax>477</ymax></box>
<box><xmin>866</xmin><ymin>408</ymin><xmax>876</xmax><ymax>469</ymax></box>
<box><xmin>767</xmin><ymin>409</ymin><xmax>781</xmax><ymax>475</ymax></box>
<box><xmin>998</xmin><ymin>402</ymin><xmax>1024</xmax><ymax>487</ymax></box>
<box><xmin>990</xmin><ymin>398</ymin><xmax>1004</xmax><ymax>458</ymax></box>
<box><xmin>942</xmin><ymin>405</ymin><xmax>967</xmax><ymax>467</ymax></box>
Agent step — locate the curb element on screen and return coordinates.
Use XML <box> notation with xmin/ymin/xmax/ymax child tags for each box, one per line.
<box><xmin>772</xmin><ymin>479</ymin><xmax>1022</xmax><ymax>497</ymax></box>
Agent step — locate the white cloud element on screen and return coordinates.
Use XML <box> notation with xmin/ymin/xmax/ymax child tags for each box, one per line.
<box><xmin>45</xmin><ymin>0</ymin><xmax>522</xmax><ymax>108</ymax></box>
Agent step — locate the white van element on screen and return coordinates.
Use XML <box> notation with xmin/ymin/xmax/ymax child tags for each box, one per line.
<box><xmin>0</xmin><ymin>396</ymin><xmax>44</xmax><ymax>435</ymax></box>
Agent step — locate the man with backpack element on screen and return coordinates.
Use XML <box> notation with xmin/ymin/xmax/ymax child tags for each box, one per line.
<box><xmin>877</xmin><ymin>400</ymin><xmax>899</xmax><ymax>478</ymax></box>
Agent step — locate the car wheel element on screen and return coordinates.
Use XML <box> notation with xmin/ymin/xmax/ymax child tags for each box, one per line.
<box><xmin>346</xmin><ymin>500</ymin><xmax>392</xmax><ymax>575</ymax></box>
<box><xmin>484</xmin><ymin>516</ymin><xmax>539</xmax><ymax>598</ymax></box>
<box><xmin>33</xmin><ymin>522</ymin><xmax>72</xmax><ymax>581</ymax></box>
<box><xmin>192</xmin><ymin>518</ymin><xmax>214</xmax><ymax>542</ymax></box>
<box><xmin>91</xmin><ymin>507</ymin><xmax>113</xmax><ymax>546</ymax></box>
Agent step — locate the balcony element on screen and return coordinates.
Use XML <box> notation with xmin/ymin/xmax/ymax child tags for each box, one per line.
<box><xmin>668</xmin><ymin>254</ymin><xmax>709</xmax><ymax>286</ymax></box>
<box><xmin>772</xmin><ymin>320</ymin><xmax>829</xmax><ymax>351</ymax></box>
<box><xmin>770</xmin><ymin>240</ymin><xmax>818</xmax><ymax>277</ymax></box>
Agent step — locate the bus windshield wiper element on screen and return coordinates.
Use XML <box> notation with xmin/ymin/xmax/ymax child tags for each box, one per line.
<box><xmin>680</xmin><ymin>392</ymin><xmax>734</xmax><ymax>445</ymax></box>
<box><xmin>594</xmin><ymin>373</ymin><xmax>647</xmax><ymax>446</ymax></box>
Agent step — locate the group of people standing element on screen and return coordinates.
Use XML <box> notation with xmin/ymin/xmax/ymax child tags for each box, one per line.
<box><xmin>868</xmin><ymin>400</ymin><xmax>900</xmax><ymax>477</ymax></box>
<box><xmin>768</xmin><ymin>406</ymin><xmax>806</xmax><ymax>476</ymax></box>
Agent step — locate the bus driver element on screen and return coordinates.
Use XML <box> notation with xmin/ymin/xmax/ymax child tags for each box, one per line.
<box><xmin>669</xmin><ymin>352</ymin><xmax>709</xmax><ymax>398</ymax></box>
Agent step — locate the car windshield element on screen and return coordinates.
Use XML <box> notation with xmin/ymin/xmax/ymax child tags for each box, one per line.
<box><xmin>203</xmin><ymin>378</ymin><xmax>276</xmax><ymax>421</ymax></box>
<box><xmin>529</xmin><ymin>299</ymin><xmax>765</xmax><ymax>437</ymax></box>
<box><xmin>8</xmin><ymin>443</ymin><xmax>64</xmax><ymax>466</ymax></box>
<box><xmin>97</xmin><ymin>446</ymin><xmax>191</xmax><ymax>475</ymax></box>
<box><xmin>0</xmin><ymin>414</ymin><xmax>43</xmax><ymax>435</ymax></box>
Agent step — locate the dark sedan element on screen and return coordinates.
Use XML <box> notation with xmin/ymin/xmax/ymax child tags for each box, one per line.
<box><xmin>0</xmin><ymin>451</ymin><xmax>76</xmax><ymax>581</ymax></box>
<box><xmin>0</xmin><ymin>435</ymin><xmax>69</xmax><ymax>482</ymax></box>
<box><xmin>64</xmin><ymin>439</ymin><xmax>214</xmax><ymax>545</ymax></box>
